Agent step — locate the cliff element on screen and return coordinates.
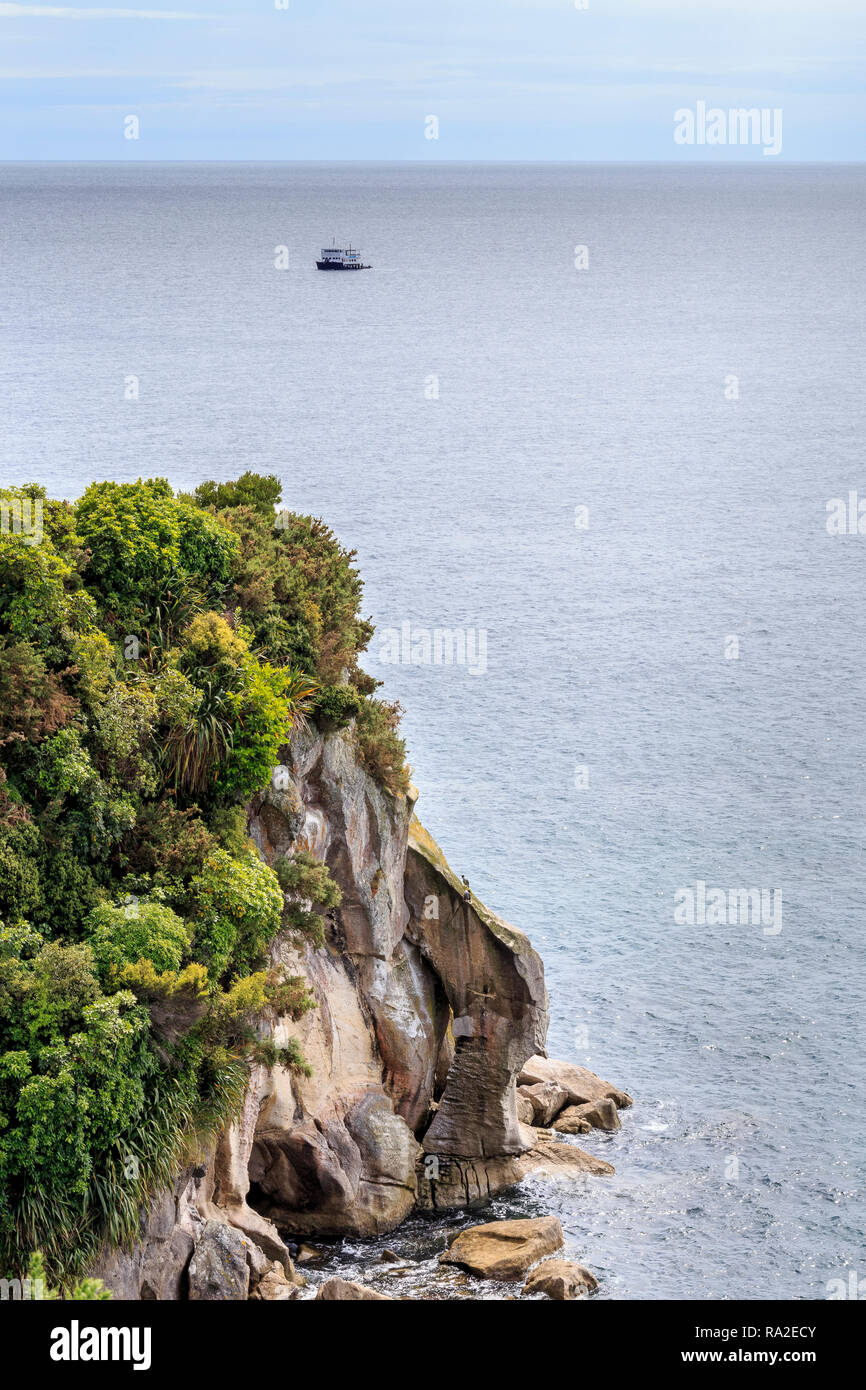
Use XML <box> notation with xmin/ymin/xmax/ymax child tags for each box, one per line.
<box><xmin>91</xmin><ymin>725</ymin><xmax>631</xmax><ymax>1299</ymax></box>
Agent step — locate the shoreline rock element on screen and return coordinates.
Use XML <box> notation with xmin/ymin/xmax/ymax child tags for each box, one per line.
<box><xmin>522</xmin><ymin>1259</ymin><xmax>599</xmax><ymax>1300</ymax></box>
<box><xmin>440</xmin><ymin>1217</ymin><xmax>564</xmax><ymax>1281</ymax></box>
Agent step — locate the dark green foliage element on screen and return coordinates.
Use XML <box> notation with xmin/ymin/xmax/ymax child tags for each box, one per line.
<box><xmin>193</xmin><ymin>472</ymin><xmax>283</xmax><ymax>518</ymax></box>
<box><xmin>75</xmin><ymin>478</ymin><xmax>238</xmax><ymax>623</ymax></box>
<box><xmin>312</xmin><ymin>682</ymin><xmax>363</xmax><ymax>729</ymax></box>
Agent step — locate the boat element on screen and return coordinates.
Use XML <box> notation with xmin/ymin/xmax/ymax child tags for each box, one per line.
<box><xmin>316</xmin><ymin>244</ymin><xmax>371</xmax><ymax>271</ymax></box>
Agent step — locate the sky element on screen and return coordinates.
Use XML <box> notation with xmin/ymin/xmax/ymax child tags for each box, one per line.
<box><xmin>1</xmin><ymin>0</ymin><xmax>864</xmax><ymax>160</ymax></box>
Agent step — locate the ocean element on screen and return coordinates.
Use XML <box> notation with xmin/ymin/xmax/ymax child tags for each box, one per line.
<box><xmin>2</xmin><ymin>161</ymin><xmax>864</xmax><ymax>1299</ymax></box>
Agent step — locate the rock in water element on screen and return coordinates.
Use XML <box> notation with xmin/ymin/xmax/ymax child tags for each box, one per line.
<box><xmin>522</xmin><ymin>1259</ymin><xmax>599</xmax><ymax>1300</ymax></box>
<box><xmin>188</xmin><ymin>1221</ymin><xmax>250</xmax><ymax>1301</ymax></box>
<box><xmin>517</xmin><ymin>1081</ymin><xmax>570</xmax><ymax>1126</ymax></box>
<box><xmin>516</xmin><ymin>1134</ymin><xmax>615</xmax><ymax>1178</ymax></box>
<box><xmin>550</xmin><ymin>1108</ymin><xmax>593</xmax><ymax>1134</ymax></box>
<box><xmin>553</xmin><ymin>1098</ymin><xmax>620</xmax><ymax>1132</ymax></box>
<box><xmin>295</xmin><ymin>1243</ymin><xmax>326</xmax><ymax>1263</ymax></box>
<box><xmin>251</xmin><ymin>1263</ymin><xmax>299</xmax><ymax>1301</ymax></box>
<box><xmin>518</xmin><ymin>1056</ymin><xmax>632</xmax><ymax>1109</ymax></box>
<box><xmin>315</xmin><ymin>1277</ymin><xmax>394</xmax><ymax>1301</ymax></box>
<box><xmin>439</xmin><ymin>1217</ymin><xmax>564</xmax><ymax>1281</ymax></box>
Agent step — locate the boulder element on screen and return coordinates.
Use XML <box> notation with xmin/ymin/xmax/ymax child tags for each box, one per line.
<box><xmin>551</xmin><ymin>1108</ymin><xmax>592</xmax><ymax>1134</ymax></box>
<box><xmin>242</xmin><ymin>1237</ymin><xmax>272</xmax><ymax>1285</ymax></box>
<box><xmin>516</xmin><ymin>1092</ymin><xmax>536</xmax><ymax>1126</ymax></box>
<box><xmin>295</xmin><ymin>1243</ymin><xmax>326</xmax><ymax>1264</ymax></box>
<box><xmin>554</xmin><ymin>1098</ymin><xmax>620</xmax><ymax>1132</ymax></box>
<box><xmin>439</xmin><ymin>1217</ymin><xmax>563</xmax><ymax>1281</ymax></box>
<box><xmin>315</xmin><ymin>1277</ymin><xmax>393</xmax><ymax>1301</ymax></box>
<box><xmin>518</xmin><ymin>1056</ymin><xmax>632</xmax><ymax>1110</ymax></box>
<box><xmin>252</xmin><ymin>1088</ymin><xmax>421</xmax><ymax>1239</ymax></box>
<box><xmin>188</xmin><ymin>1220</ymin><xmax>250</xmax><ymax>1301</ymax></box>
<box><xmin>251</xmin><ymin>1262</ymin><xmax>300</xmax><ymax>1301</ymax></box>
<box><xmin>523</xmin><ymin>1258</ymin><xmax>599</xmax><ymax>1300</ymax></box>
<box><xmin>517</xmin><ymin>1081</ymin><xmax>570</xmax><ymax>1126</ymax></box>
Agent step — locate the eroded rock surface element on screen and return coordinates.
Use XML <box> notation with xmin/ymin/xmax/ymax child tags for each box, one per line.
<box><xmin>405</xmin><ymin>818</ymin><xmax>549</xmax><ymax>1161</ymax></box>
<box><xmin>89</xmin><ymin>728</ymin><xmax>628</xmax><ymax>1298</ymax></box>
<box><xmin>188</xmin><ymin>1220</ymin><xmax>250</xmax><ymax>1302</ymax></box>
<box><xmin>553</xmin><ymin>1098</ymin><xmax>621</xmax><ymax>1132</ymax></box>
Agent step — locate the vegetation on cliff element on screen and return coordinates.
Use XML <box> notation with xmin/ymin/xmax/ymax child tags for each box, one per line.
<box><xmin>0</xmin><ymin>473</ymin><xmax>407</xmax><ymax>1287</ymax></box>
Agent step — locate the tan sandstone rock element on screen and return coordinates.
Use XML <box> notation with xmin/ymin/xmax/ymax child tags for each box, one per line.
<box><xmin>315</xmin><ymin>1277</ymin><xmax>394</xmax><ymax>1301</ymax></box>
<box><xmin>551</xmin><ymin>1108</ymin><xmax>593</xmax><ymax>1134</ymax></box>
<box><xmin>516</xmin><ymin>1092</ymin><xmax>536</xmax><ymax>1126</ymax></box>
<box><xmin>251</xmin><ymin>1263</ymin><xmax>300</xmax><ymax>1301</ymax></box>
<box><xmin>517</xmin><ymin>1081</ymin><xmax>570</xmax><ymax>1126</ymax></box>
<box><xmin>518</xmin><ymin>1056</ymin><xmax>632</xmax><ymax>1110</ymax></box>
<box><xmin>439</xmin><ymin>1216</ymin><xmax>564</xmax><ymax>1281</ymax></box>
<box><xmin>522</xmin><ymin>1258</ymin><xmax>599</xmax><ymax>1300</ymax></box>
<box><xmin>516</xmin><ymin>1133</ymin><xmax>615</xmax><ymax>1178</ymax></box>
<box><xmin>405</xmin><ymin>818</ymin><xmax>549</xmax><ymax>1168</ymax></box>
<box><xmin>554</xmin><ymin>1098</ymin><xmax>621</xmax><ymax>1132</ymax></box>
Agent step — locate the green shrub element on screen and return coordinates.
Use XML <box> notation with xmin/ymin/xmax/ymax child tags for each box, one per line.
<box><xmin>190</xmin><ymin>849</ymin><xmax>283</xmax><ymax>981</ymax></box>
<box><xmin>75</xmin><ymin>479</ymin><xmax>238</xmax><ymax>621</ymax></box>
<box><xmin>193</xmin><ymin>472</ymin><xmax>282</xmax><ymax>518</ymax></box>
<box><xmin>0</xmin><ymin>823</ymin><xmax>43</xmax><ymax>923</ymax></box>
<box><xmin>0</xmin><ymin>640</ymin><xmax>78</xmax><ymax>747</ymax></box>
<box><xmin>312</xmin><ymin>682</ymin><xmax>363</xmax><ymax>729</ymax></box>
<box><xmin>86</xmin><ymin>899</ymin><xmax>191</xmax><ymax>980</ymax></box>
<box><xmin>274</xmin><ymin>850</ymin><xmax>342</xmax><ymax>949</ymax></box>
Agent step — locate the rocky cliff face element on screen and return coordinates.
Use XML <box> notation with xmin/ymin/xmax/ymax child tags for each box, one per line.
<box><xmin>93</xmin><ymin>727</ymin><xmax>552</xmax><ymax>1296</ymax></box>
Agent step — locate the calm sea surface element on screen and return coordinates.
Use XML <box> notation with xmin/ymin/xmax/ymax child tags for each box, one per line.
<box><xmin>2</xmin><ymin>162</ymin><xmax>864</xmax><ymax>1299</ymax></box>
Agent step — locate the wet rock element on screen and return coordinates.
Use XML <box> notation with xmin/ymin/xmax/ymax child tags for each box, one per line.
<box><xmin>439</xmin><ymin>1216</ymin><xmax>564</xmax><ymax>1281</ymax></box>
<box><xmin>188</xmin><ymin>1220</ymin><xmax>250</xmax><ymax>1301</ymax></box>
<box><xmin>295</xmin><ymin>1243</ymin><xmax>326</xmax><ymax>1264</ymax></box>
<box><xmin>523</xmin><ymin>1258</ymin><xmax>599</xmax><ymax>1300</ymax></box>
<box><xmin>415</xmin><ymin>1153</ymin><xmax>523</xmax><ymax>1213</ymax></box>
<box><xmin>315</xmin><ymin>1277</ymin><xmax>394</xmax><ymax>1301</ymax></box>
<box><xmin>517</xmin><ymin>1081</ymin><xmax>570</xmax><ymax>1126</ymax></box>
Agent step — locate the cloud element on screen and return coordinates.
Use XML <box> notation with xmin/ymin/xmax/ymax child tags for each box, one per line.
<box><xmin>0</xmin><ymin>3</ymin><xmax>201</xmax><ymax>17</ymax></box>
